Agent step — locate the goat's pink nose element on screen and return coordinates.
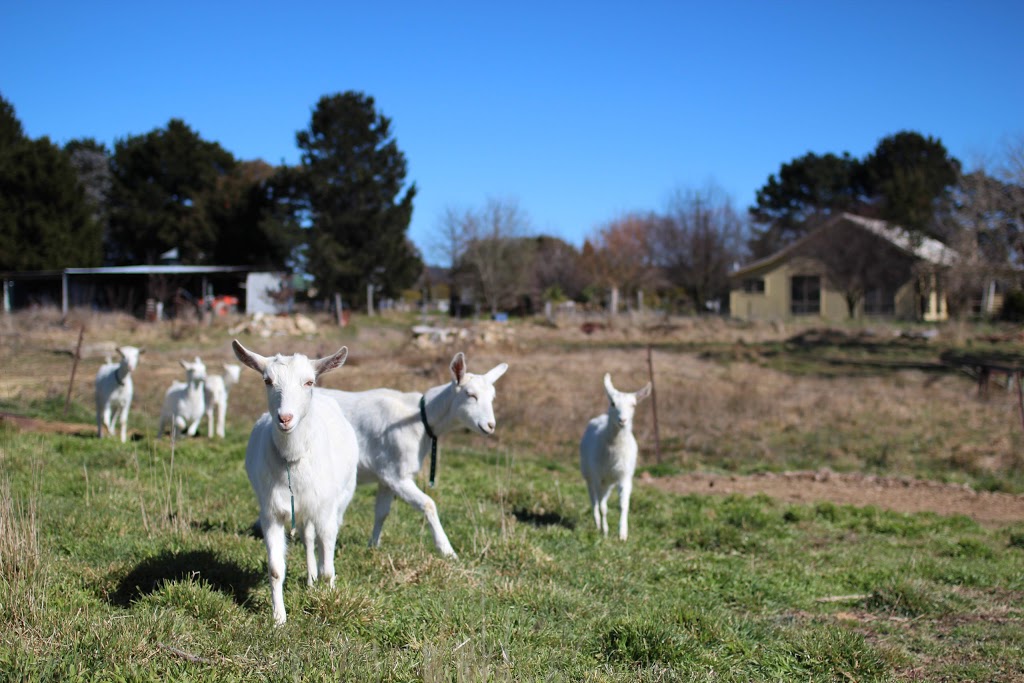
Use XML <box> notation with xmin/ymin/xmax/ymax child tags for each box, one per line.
<box><xmin>279</xmin><ymin>413</ymin><xmax>293</xmax><ymax>426</ymax></box>
<box><xmin>487</xmin><ymin>421</ymin><xmax>495</xmax><ymax>432</ymax></box>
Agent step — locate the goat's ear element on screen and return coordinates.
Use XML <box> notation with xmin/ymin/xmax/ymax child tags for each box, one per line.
<box><xmin>179</xmin><ymin>359</ymin><xmax>190</xmax><ymax>370</ymax></box>
<box><xmin>314</xmin><ymin>347</ymin><xmax>348</xmax><ymax>378</ymax></box>
<box><xmin>635</xmin><ymin>382</ymin><xmax>652</xmax><ymax>402</ymax></box>
<box><xmin>484</xmin><ymin>363</ymin><xmax>508</xmax><ymax>384</ymax></box>
<box><xmin>450</xmin><ymin>352</ymin><xmax>467</xmax><ymax>385</ymax></box>
<box><xmin>232</xmin><ymin>339</ymin><xmax>267</xmax><ymax>374</ymax></box>
<box><xmin>603</xmin><ymin>373</ymin><xmax>616</xmax><ymax>396</ymax></box>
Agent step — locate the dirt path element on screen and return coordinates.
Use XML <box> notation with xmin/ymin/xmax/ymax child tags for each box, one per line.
<box><xmin>644</xmin><ymin>470</ymin><xmax>1024</xmax><ymax>527</ymax></box>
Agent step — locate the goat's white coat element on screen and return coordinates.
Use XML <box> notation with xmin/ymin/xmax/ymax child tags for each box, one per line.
<box><xmin>204</xmin><ymin>363</ymin><xmax>241</xmax><ymax>438</ymax></box>
<box><xmin>157</xmin><ymin>358</ymin><xmax>207</xmax><ymax>440</ymax></box>
<box><xmin>234</xmin><ymin>340</ymin><xmax>358</xmax><ymax>625</ymax></box>
<box><xmin>580</xmin><ymin>373</ymin><xmax>652</xmax><ymax>541</ymax></box>
<box><xmin>319</xmin><ymin>352</ymin><xmax>508</xmax><ymax>558</ymax></box>
<box><xmin>94</xmin><ymin>346</ymin><xmax>142</xmax><ymax>443</ymax></box>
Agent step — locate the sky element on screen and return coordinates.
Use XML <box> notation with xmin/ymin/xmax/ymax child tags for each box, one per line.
<box><xmin>2</xmin><ymin>1</ymin><xmax>1022</xmax><ymax>265</ymax></box>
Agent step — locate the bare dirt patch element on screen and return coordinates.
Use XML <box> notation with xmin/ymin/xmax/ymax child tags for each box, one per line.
<box><xmin>644</xmin><ymin>469</ymin><xmax>1024</xmax><ymax>526</ymax></box>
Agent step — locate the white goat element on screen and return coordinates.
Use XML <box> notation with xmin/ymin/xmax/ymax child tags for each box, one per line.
<box><xmin>204</xmin><ymin>363</ymin><xmax>242</xmax><ymax>438</ymax></box>
<box><xmin>319</xmin><ymin>352</ymin><xmax>508</xmax><ymax>558</ymax></box>
<box><xmin>580</xmin><ymin>373</ymin><xmax>652</xmax><ymax>541</ymax></box>
<box><xmin>233</xmin><ymin>340</ymin><xmax>358</xmax><ymax>625</ymax></box>
<box><xmin>157</xmin><ymin>357</ymin><xmax>207</xmax><ymax>440</ymax></box>
<box><xmin>94</xmin><ymin>345</ymin><xmax>143</xmax><ymax>443</ymax></box>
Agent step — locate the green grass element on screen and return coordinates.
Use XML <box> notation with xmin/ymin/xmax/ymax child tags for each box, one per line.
<box><xmin>2</xmin><ymin>414</ymin><xmax>1023</xmax><ymax>681</ymax></box>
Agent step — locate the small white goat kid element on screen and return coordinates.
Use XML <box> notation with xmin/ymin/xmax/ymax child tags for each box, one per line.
<box><xmin>94</xmin><ymin>345</ymin><xmax>143</xmax><ymax>443</ymax></box>
<box><xmin>204</xmin><ymin>363</ymin><xmax>242</xmax><ymax>438</ymax></box>
<box><xmin>233</xmin><ymin>340</ymin><xmax>358</xmax><ymax>626</ymax></box>
<box><xmin>157</xmin><ymin>357</ymin><xmax>207</xmax><ymax>440</ymax></box>
<box><xmin>318</xmin><ymin>352</ymin><xmax>508</xmax><ymax>558</ymax></box>
<box><xmin>580</xmin><ymin>373</ymin><xmax>652</xmax><ymax>541</ymax></box>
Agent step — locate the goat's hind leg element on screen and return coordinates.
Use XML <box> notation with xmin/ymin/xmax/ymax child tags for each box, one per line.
<box><xmin>369</xmin><ymin>485</ymin><xmax>395</xmax><ymax>548</ymax></box>
<box><xmin>390</xmin><ymin>478</ymin><xmax>457</xmax><ymax>558</ymax></box>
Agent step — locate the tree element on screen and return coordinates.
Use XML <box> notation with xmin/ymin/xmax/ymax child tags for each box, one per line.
<box><xmin>108</xmin><ymin>118</ymin><xmax>236</xmax><ymax>264</ymax></box>
<box><xmin>748</xmin><ymin>152</ymin><xmax>865</xmax><ymax>258</ymax></box>
<box><xmin>297</xmin><ymin>92</ymin><xmax>421</xmax><ymax>304</ymax></box>
<box><xmin>655</xmin><ymin>185</ymin><xmax>747</xmax><ymax>312</ymax></box>
<box><xmin>748</xmin><ymin>132</ymin><xmax>961</xmax><ymax>258</ymax></box>
<box><xmin>531</xmin><ymin>235</ymin><xmax>586</xmax><ymax>304</ymax></box>
<box><xmin>442</xmin><ymin>198</ymin><xmax>534</xmax><ymax>315</ymax></box>
<box><xmin>0</xmin><ymin>94</ymin><xmax>101</xmax><ymax>270</ymax></box>
<box><xmin>863</xmin><ymin>131</ymin><xmax>961</xmax><ymax>240</ymax></box>
<box><xmin>581</xmin><ymin>212</ymin><xmax>661</xmax><ymax>310</ymax></box>
<box><xmin>65</xmin><ymin>138</ymin><xmax>112</xmax><ymax>258</ymax></box>
<box><xmin>207</xmin><ymin>160</ymin><xmax>302</xmax><ymax>267</ymax></box>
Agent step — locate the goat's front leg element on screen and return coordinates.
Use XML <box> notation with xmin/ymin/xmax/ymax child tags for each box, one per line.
<box><xmin>118</xmin><ymin>405</ymin><xmax>130</xmax><ymax>443</ymax></box>
<box><xmin>316</xmin><ymin>522</ymin><xmax>338</xmax><ymax>588</ymax></box>
<box><xmin>186</xmin><ymin>416</ymin><xmax>202</xmax><ymax>437</ymax></box>
<box><xmin>586</xmin><ymin>480</ymin><xmax>602</xmax><ymax>533</ymax></box>
<box><xmin>263</xmin><ymin>517</ymin><xmax>289</xmax><ymax>625</ymax></box>
<box><xmin>303</xmin><ymin>522</ymin><xmax>318</xmax><ymax>585</ymax></box>
<box><xmin>618</xmin><ymin>480</ymin><xmax>632</xmax><ymax>541</ymax></box>
<box><xmin>391</xmin><ymin>478</ymin><xmax>457</xmax><ymax>558</ymax></box>
<box><xmin>599</xmin><ymin>485</ymin><xmax>614</xmax><ymax>537</ymax></box>
<box><xmin>207</xmin><ymin>408</ymin><xmax>215</xmax><ymax>438</ymax></box>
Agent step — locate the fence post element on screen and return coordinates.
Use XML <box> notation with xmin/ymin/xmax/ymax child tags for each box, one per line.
<box><xmin>647</xmin><ymin>344</ymin><xmax>662</xmax><ymax>464</ymax></box>
<box><xmin>64</xmin><ymin>325</ymin><xmax>85</xmax><ymax>417</ymax></box>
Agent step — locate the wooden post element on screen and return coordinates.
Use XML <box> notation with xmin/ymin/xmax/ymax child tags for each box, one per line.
<box><xmin>64</xmin><ymin>325</ymin><xmax>85</xmax><ymax>416</ymax></box>
<box><xmin>1016</xmin><ymin>371</ymin><xmax>1024</xmax><ymax>434</ymax></box>
<box><xmin>334</xmin><ymin>293</ymin><xmax>343</xmax><ymax>326</ymax></box>
<box><xmin>647</xmin><ymin>344</ymin><xmax>662</xmax><ymax>464</ymax></box>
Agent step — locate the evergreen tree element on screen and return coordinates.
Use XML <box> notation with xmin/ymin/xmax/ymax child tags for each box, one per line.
<box><xmin>296</xmin><ymin>92</ymin><xmax>421</xmax><ymax>303</ymax></box>
<box><xmin>0</xmin><ymin>94</ymin><xmax>101</xmax><ymax>270</ymax></box>
<box><xmin>108</xmin><ymin>119</ymin><xmax>235</xmax><ymax>264</ymax></box>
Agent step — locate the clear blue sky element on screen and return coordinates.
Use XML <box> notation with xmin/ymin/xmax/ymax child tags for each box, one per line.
<box><xmin>2</xmin><ymin>1</ymin><xmax>1022</xmax><ymax>264</ymax></box>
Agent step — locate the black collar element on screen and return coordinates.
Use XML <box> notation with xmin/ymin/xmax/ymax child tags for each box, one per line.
<box><xmin>419</xmin><ymin>394</ymin><xmax>439</xmax><ymax>487</ymax></box>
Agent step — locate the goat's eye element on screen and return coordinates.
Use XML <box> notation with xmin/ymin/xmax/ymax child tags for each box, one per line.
<box><xmin>304</xmin><ymin>380</ymin><xmax>315</xmax><ymax>388</ymax></box>
<box><xmin>263</xmin><ymin>378</ymin><xmax>273</xmax><ymax>386</ymax></box>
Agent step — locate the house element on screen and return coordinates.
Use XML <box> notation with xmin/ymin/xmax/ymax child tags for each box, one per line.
<box><xmin>729</xmin><ymin>213</ymin><xmax>956</xmax><ymax>322</ymax></box>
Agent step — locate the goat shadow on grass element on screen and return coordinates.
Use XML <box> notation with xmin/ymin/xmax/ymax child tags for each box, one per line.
<box><xmin>513</xmin><ymin>507</ymin><xmax>576</xmax><ymax>530</ymax></box>
<box><xmin>108</xmin><ymin>549</ymin><xmax>262</xmax><ymax>610</ymax></box>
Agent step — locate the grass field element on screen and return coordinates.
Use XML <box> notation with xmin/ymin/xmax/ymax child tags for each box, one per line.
<box><xmin>2</xmin><ymin>309</ymin><xmax>1023</xmax><ymax>681</ymax></box>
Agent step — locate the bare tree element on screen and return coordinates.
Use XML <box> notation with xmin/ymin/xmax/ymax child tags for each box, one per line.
<box><xmin>582</xmin><ymin>212</ymin><xmax>662</xmax><ymax>312</ymax></box>
<box><xmin>940</xmin><ymin>138</ymin><xmax>1024</xmax><ymax>315</ymax></box>
<box><xmin>437</xmin><ymin>198</ymin><xmax>534</xmax><ymax>315</ymax></box>
<box><xmin>653</xmin><ymin>185</ymin><xmax>747</xmax><ymax>312</ymax></box>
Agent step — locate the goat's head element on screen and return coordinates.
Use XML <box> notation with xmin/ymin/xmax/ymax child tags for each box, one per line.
<box><xmin>603</xmin><ymin>373</ymin><xmax>652</xmax><ymax>429</ymax></box>
<box><xmin>232</xmin><ymin>340</ymin><xmax>348</xmax><ymax>434</ymax></box>
<box><xmin>448</xmin><ymin>352</ymin><xmax>508</xmax><ymax>436</ymax></box>
<box><xmin>117</xmin><ymin>346</ymin><xmax>143</xmax><ymax>372</ymax></box>
<box><xmin>179</xmin><ymin>357</ymin><xmax>207</xmax><ymax>391</ymax></box>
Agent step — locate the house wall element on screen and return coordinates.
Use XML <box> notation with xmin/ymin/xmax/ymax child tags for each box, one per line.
<box><xmin>730</xmin><ymin>259</ymin><xmax>945</xmax><ymax>322</ymax></box>
<box><xmin>730</xmin><ymin>259</ymin><xmax>850</xmax><ymax>322</ymax></box>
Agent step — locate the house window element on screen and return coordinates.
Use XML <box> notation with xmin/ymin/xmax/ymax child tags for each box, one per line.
<box><xmin>791</xmin><ymin>276</ymin><xmax>820</xmax><ymax>315</ymax></box>
<box><xmin>742</xmin><ymin>278</ymin><xmax>765</xmax><ymax>294</ymax></box>
<box><xmin>864</xmin><ymin>287</ymin><xmax>895</xmax><ymax>316</ymax></box>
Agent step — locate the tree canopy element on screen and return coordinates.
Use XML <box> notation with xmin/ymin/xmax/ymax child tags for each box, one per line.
<box><xmin>297</xmin><ymin>92</ymin><xmax>421</xmax><ymax>302</ymax></box>
<box><xmin>0</xmin><ymin>94</ymin><xmax>101</xmax><ymax>270</ymax></box>
<box><xmin>749</xmin><ymin>132</ymin><xmax>961</xmax><ymax>258</ymax></box>
<box><xmin>107</xmin><ymin>118</ymin><xmax>236</xmax><ymax>264</ymax></box>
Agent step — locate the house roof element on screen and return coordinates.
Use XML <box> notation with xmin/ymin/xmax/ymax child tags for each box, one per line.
<box><xmin>731</xmin><ymin>213</ymin><xmax>956</xmax><ymax>279</ymax></box>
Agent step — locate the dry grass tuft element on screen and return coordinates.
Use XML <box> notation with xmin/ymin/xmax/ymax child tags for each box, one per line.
<box><xmin>0</xmin><ymin>474</ymin><xmax>41</xmax><ymax>583</ymax></box>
